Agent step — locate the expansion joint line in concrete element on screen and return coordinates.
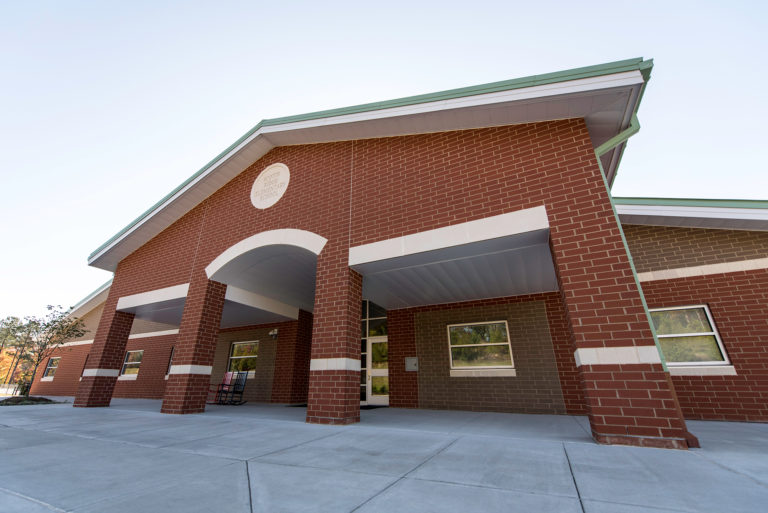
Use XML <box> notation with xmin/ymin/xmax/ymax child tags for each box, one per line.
<box><xmin>349</xmin><ymin>436</ymin><xmax>461</xmax><ymax>512</ymax></box>
<box><xmin>562</xmin><ymin>443</ymin><xmax>586</xmax><ymax>513</ymax></box>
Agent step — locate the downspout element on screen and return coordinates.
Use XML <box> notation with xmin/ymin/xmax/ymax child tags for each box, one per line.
<box><xmin>594</xmin><ymin>114</ymin><xmax>669</xmax><ymax>371</ymax></box>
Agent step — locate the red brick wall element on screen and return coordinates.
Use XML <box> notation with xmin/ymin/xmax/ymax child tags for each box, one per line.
<box><xmin>30</xmin><ymin>344</ymin><xmax>91</xmax><ymax>397</ymax></box>
<box><xmin>80</xmin><ymin>120</ymin><xmax>687</xmax><ymax>442</ymax></box>
<box><xmin>624</xmin><ymin>224</ymin><xmax>768</xmax><ymax>273</ymax></box>
<box><xmin>112</xmin><ymin>334</ymin><xmax>176</xmax><ymax>399</ymax></box>
<box><xmin>642</xmin><ymin>268</ymin><xmax>768</xmax><ymax>421</ymax></box>
<box><xmin>387</xmin><ymin>308</ymin><xmax>418</xmax><ymax>408</ymax></box>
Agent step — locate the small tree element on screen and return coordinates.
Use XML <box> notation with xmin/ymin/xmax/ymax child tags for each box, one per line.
<box><xmin>2</xmin><ymin>317</ymin><xmax>34</xmax><ymax>386</ymax></box>
<box><xmin>23</xmin><ymin>306</ymin><xmax>87</xmax><ymax>397</ymax></box>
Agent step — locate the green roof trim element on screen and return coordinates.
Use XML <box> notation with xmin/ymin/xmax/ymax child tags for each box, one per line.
<box><xmin>89</xmin><ymin>57</ymin><xmax>653</xmax><ymax>262</ymax></box>
<box><xmin>614</xmin><ymin>197</ymin><xmax>768</xmax><ymax>209</ymax></box>
<box><xmin>68</xmin><ymin>278</ymin><xmax>113</xmax><ymax>315</ymax></box>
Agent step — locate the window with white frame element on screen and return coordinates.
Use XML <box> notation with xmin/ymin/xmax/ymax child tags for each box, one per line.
<box><xmin>649</xmin><ymin>305</ymin><xmax>729</xmax><ymax>365</ymax></box>
<box><xmin>447</xmin><ymin>321</ymin><xmax>514</xmax><ymax>369</ymax></box>
<box><xmin>120</xmin><ymin>350</ymin><xmax>144</xmax><ymax>375</ymax></box>
<box><xmin>43</xmin><ymin>357</ymin><xmax>61</xmax><ymax>378</ymax></box>
<box><xmin>228</xmin><ymin>341</ymin><xmax>259</xmax><ymax>373</ymax></box>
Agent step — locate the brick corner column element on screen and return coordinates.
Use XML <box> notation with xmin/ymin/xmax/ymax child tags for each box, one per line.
<box><xmin>74</xmin><ymin>308</ymin><xmax>135</xmax><ymax>408</ymax></box>
<box><xmin>546</xmin><ymin>146</ymin><xmax>694</xmax><ymax>449</ymax></box>
<box><xmin>161</xmin><ymin>278</ymin><xmax>226</xmax><ymax>414</ymax></box>
<box><xmin>306</xmin><ymin>258</ymin><xmax>362</xmax><ymax>425</ymax></box>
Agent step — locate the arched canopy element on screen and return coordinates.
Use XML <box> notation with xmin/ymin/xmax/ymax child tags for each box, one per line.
<box><xmin>206</xmin><ymin>229</ymin><xmax>328</xmax><ymax>313</ymax></box>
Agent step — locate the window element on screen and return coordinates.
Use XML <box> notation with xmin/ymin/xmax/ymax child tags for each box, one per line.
<box><xmin>120</xmin><ymin>350</ymin><xmax>144</xmax><ymax>375</ymax></box>
<box><xmin>43</xmin><ymin>357</ymin><xmax>61</xmax><ymax>378</ymax></box>
<box><xmin>166</xmin><ymin>347</ymin><xmax>175</xmax><ymax>376</ymax></box>
<box><xmin>649</xmin><ymin>305</ymin><xmax>729</xmax><ymax>366</ymax></box>
<box><xmin>228</xmin><ymin>341</ymin><xmax>258</xmax><ymax>373</ymax></box>
<box><xmin>80</xmin><ymin>355</ymin><xmax>89</xmax><ymax>381</ymax></box>
<box><xmin>447</xmin><ymin>321</ymin><xmax>514</xmax><ymax>369</ymax></box>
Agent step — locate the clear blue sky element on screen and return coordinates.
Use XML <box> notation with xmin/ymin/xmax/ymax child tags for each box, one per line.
<box><xmin>1</xmin><ymin>1</ymin><xmax>766</xmax><ymax>319</ymax></box>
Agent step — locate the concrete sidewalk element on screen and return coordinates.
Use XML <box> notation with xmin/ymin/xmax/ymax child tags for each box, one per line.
<box><xmin>1</xmin><ymin>399</ymin><xmax>766</xmax><ymax>512</ymax></box>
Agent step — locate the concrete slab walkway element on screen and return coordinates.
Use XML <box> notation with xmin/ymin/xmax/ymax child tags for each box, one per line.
<box><xmin>0</xmin><ymin>399</ymin><xmax>766</xmax><ymax>512</ymax></box>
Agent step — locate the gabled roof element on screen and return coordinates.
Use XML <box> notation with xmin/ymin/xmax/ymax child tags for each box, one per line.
<box><xmin>615</xmin><ymin>197</ymin><xmax>768</xmax><ymax>231</ymax></box>
<box><xmin>89</xmin><ymin>58</ymin><xmax>653</xmax><ymax>271</ymax></box>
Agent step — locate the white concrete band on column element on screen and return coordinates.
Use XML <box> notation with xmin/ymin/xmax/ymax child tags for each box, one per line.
<box><xmin>637</xmin><ymin>257</ymin><xmax>768</xmax><ymax>282</ymax></box>
<box><xmin>224</xmin><ymin>286</ymin><xmax>299</xmax><ymax>319</ymax></box>
<box><xmin>348</xmin><ymin>205</ymin><xmax>549</xmax><ymax>266</ymax></box>
<box><xmin>116</xmin><ymin>283</ymin><xmax>190</xmax><ymax>310</ymax></box>
<box><xmin>128</xmin><ymin>329</ymin><xmax>180</xmax><ymax>339</ymax></box>
<box><xmin>61</xmin><ymin>339</ymin><xmax>94</xmax><ymax>347</ymax></box>
<box><xmin>309</xmin><ymin>358</ymin><xmax>361</xmax><ymax>371</ymax></box>
<box><xmin>574</xmin><ymin>346</ymin><xmax>662</xmax><ymax>367</ymax></box>
<box><xmin>205</xmin><ymin>229</ymin><xmax>328</xmax><ymax>279</ymax></box>
<box><xmin>82</xmin><ymin>369</ymin><xmax>120</xmax><ymax>378</ymax></box>
<box><xmin>168</xmin><ymin>365</ymin><xmax>213</xmax><ymax>375</ymax></box>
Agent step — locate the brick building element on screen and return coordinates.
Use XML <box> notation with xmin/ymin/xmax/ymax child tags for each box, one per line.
<box><xmin>30</xmin><ymin>58</ymin><xmax>768</xmax><ymax>450</ymax></box>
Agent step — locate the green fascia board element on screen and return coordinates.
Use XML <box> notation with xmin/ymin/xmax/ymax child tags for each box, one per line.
<box><xmin>613</xmin><ymin>197</ymin><xmax>768</xmax><ymax>210</ymax></box>
<box><xmin>67</xmin><ymin>278</ymin><xmax>113</xmax><ymax>315</ymax></box>
<box><xmin>89</xmin><ymin>57</ymin><xmax>653</xmax><ymax>261</ymax></box>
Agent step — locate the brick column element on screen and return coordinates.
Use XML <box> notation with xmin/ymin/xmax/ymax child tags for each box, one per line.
<box><xmin>74</xmin><ymin>308</ymin><xmax>135</xmax><ymax>407</ymax></box>
<box><xmin>388</xmin><ymin>309</ymin><xmax>418</xmax><ymax>408</ymax></box>
<box><xmin>161</xmin><ymin>277</ymin><xmax>227</xmax><ymax>414</ymax></box>
<box><xmin>271</xmin><ymin>310</ymin><xmax>313</xmax><ymax>404</ymax></box>
<box><xmin>306</xmin><ymin>251</ymin><xmax>362</xmax><ymax>425</ymax></box>
<box><xmin>547</xmin><ymin>161</ymin><xmax>694</xmax><ymax>449</ymax></box>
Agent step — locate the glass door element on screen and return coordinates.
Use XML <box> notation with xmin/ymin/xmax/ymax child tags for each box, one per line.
<box><xmin>361</xmin><ymin>300</ymin><xmax>389</xmax><ymax>405</ymax></box>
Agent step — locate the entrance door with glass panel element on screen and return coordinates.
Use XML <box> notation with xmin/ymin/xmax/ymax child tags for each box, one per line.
<box><xmin>361</xmin><ymin>300</ymin><xmax>388</xmax><ymax>405</ymax></box>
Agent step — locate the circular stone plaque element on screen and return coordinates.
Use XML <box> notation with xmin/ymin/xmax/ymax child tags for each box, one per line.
<box><xmin>250</xmin><ymin>163</ymin><xmax>290</xmax><ymax>209</ymax></box>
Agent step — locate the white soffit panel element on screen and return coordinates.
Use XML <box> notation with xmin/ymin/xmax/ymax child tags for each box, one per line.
<box><xmin>224</xmin><ymin>286</ymin><xmax>299</xmax><ymax>320</ymax></box>
<box><xmin>617</xmin><ymin>204</ymin><xmax>768</xmax><ymax>231</ymax></box>
<box><xmin>116</xmin><ymin>283</ymin><xmax>190</xmax><ymax>311</ymax></box>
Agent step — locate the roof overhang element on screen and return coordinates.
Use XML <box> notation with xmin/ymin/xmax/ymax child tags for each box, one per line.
<box><xmin>89</xmin><ymin>58</ymin><xmax>653</xmax><ymax>271</ymax></box>
<box><xmin>615</xmin><ymin>198</ymin><xmax>768</xmax><ymax>231</ymax></box>
<box><xmin>68</xmin><ymin>279</ymin><xmax>112</xmax><ymax>318</ymax></box>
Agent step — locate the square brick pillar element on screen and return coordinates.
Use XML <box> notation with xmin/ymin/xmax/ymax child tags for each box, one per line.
<box><xmin>271</xmin><ymin>310</ymin><xmax>313</xmax><ymax>404</ymax></box>
<box><xmin>306</xmin><ymin>255</ymin><xmax>362</xmax><ymax>425</ymax></box>
<box><xmin>161</xmin><ymin>277</ymin><xmax>227</xmax><ymax>414</ymax></box>
<box><xmin>74</xmin><ymin>307</ymin><xmax>135</xmax><ymax>407</ymax></box>
<box><xmin>546</xmin><ymin>142</ymin><xmax>695</xmax><ymax>449</ymax></box>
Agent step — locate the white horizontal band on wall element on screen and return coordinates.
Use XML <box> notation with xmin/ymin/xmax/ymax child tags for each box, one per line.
<box><xmin>309</xmin><ymin>358</ymin><xmax>361</xmax><ymax>372</ymax></box>
<box><xmin>637</xmin><ymin>257</ymin><xmax>768</xmax><ymax>282</ymax></box>
<box><xmin>116</xmin><ymin>283</ymin><xmax>190</xmax><ymax>311</ymax></box>
<box><xmin>668</xmin><ymin>365</ymin><xmax>737</xmax><ymax>376</ymax></box>
<box><xmin>574</xmin><ymin>346</ymin><xmax>662</xmax><ymax>367</ymax></box>
<box><xmin>128</xmin><ymin>329</ymin><xmax>180</xmax><ymax>339</ymax></box>
<box><xmin>349</xmin><ymin>205</ymin><xmax>549</xmax><ymax>266</ymax></box>
<box><xmin>117</xmin><ymin>374</ymin><xmax>138</xmax><ymax>381</ymax></box>
<box><xmin>60</xmin><ymin>339</ymin><xmax>94</xmax><ymax>347</ymax></box>
<box><xmin>168</xmin><ymin>365</ymin><xmax>213</xmax><ymax>375</ymax></box>
<box><xmin>82</xmin><ymin>369</ymin><xmax>120</xmax><ymax>378</ymax></box>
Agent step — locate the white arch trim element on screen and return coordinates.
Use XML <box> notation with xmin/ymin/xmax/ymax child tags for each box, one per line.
<box><xmin>205</xmin><ymin>229</ymin><xmax>328</xmax><ymax>280</ymax></box>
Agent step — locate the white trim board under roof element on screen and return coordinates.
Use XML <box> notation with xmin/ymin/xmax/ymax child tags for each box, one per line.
<box><xmin>615</xmin><ymin>198</ymin><xmax>768</xmax><ymax>232</ymax></box>
<box><xmin>88</xmin><ymin>58</ymin><xmax>653</xmax><ymax>271</ymax></box>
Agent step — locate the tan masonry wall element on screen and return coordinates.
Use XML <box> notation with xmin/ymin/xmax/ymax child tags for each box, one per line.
<box><xmin>623</xmin><ymin>224</ymin><xmax>768</xmax><ymax>273</ymax></box>
<box><xmin>413</xmin><ymin>300</ymin><xmax>566</xmax><ymax>414</ymax></box>
<box><xmin>388</xmin><ymin>293</ymin><xmax>585</xmax><ymax>415</ymax></box>
<box><xmin>210</xmin><ymin>325</ymin><xmax>281</xmax><ymax>403</ymax></box>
